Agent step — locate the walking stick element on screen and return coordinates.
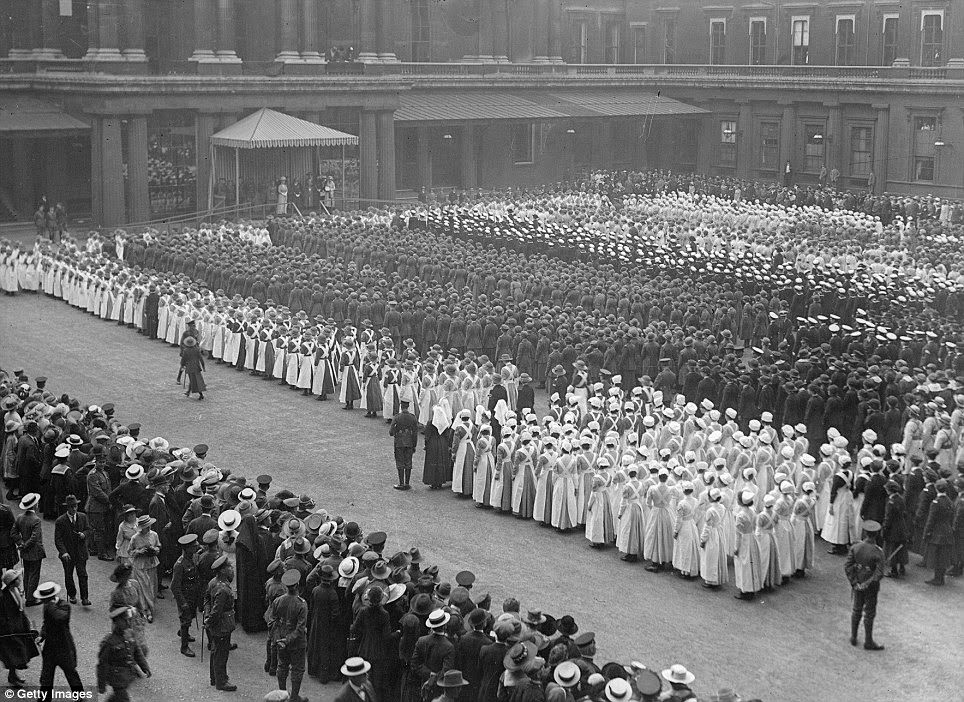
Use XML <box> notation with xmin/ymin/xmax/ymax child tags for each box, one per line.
<box><xmin>198</xmin><ymin>612</ymin><xmax>204</xmax><ymax>662</ymax></box>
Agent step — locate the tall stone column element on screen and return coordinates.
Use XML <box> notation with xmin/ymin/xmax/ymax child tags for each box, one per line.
<box><xmin>84</xmin><ymin>0</ymin><xmax>101</xmax><ymax>59</ymax></box>
<box><xmin>89</xmin><ymin>119</ymin><xmax>103</xmax><ymax>223</ymax></box>
<box><xmin>356</xmin><ymin>0</ymin><xmax>378</xmax><ymax>62</ymax></box>
<box><xmin>736</xmin><ymin>100</ymin><xmax>751</xmax><ymax>179</ymax></box>
<box><xmin>196</xmin><ymin>112</ymin><xmax>217</xmax><ymax>211</ymax></box>
<box><xmin>532</xmin><ymin>0</ymin><xmax>549</xmax><ymax>62</ymax></box>
<box><xmin>416</xmin><ymin>126</ymin><xmax>433</xmax><ymax>189</ymax></box>
<box><xmin>359</xmin><ymin>110</ymin><xmax>378</xmax><ymax>201</ymax></box>
<box><xmin>301</xmin><ymin>0</ymin><xmax>325</xmax><ymax>63</ymax></box>
<box><xmin>34</xmin><ymin>0</ymin><xmax>65</xmax><ymax>60</ymax></box>
<box><xmin>376</xmin><ymin>0</ymin><xmax>397</xmax><ymax>62</ymax></box>
<box><xmin>825</xmin><ymin>102</ymin><xmax>842</xmax><ymax>173</ymax></box>
<box><xmin>127</xmin><ymin>116</ymin><xmax>150</xmax><ymax>222</ymax></box>
<box><xmin>492</xmin><ymin>0</ymin><xmax>508</xmax><ymax>62</ymax></box>
<box><xmin>872</xmin><ymin>104</ymin><xmax>890</xmax><ymax>194</ymax></box>
<box><xmin>190</xmin><ymin>0</ymin><xmax>218</xmax><ymax>64</ymax></box>
<box><xmin>276</xmin><ymin>0</ymin><xmax>301</xmax><ymax>63</ymax></box>
<box><xmin>376</xmin><ymin>111</ymin><xmax>396</xmax><ymax>200</ymax></box>
<box><xmin>94</xmin><ymin>0</ymin><xmax>125</xmax><ymax>63</ymax></box>
<box><xmin>96</xmin><ymin>116</ymin><xmax>127</xmax><ymax>226</ymax></box>
<box><xmin>216</xmin><ymin>0</ymin><xmax>241</xmax><ymax>63</ymax></box>
<box><xmin>124</xmin><ymin>0</ymin><xmax>148</xmax><ymax>64</ymax></box>
<box><xmin>548</xmin><ymin>0</ymin><xmax>563</xmax><ymax>63</ymax></box>
<box><xmin>461</xmin><ymin>125</ymin><xmax>478</xmax><ymax>189</ymax></box>
<box><xmin>779</xmin><ymin>101</ymin><xmax>795</xmax><ymax>179</ymax></box>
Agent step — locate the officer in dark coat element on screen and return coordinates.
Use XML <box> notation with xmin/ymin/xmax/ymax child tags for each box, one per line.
<box><xmin>844</xmin><ymin>520</ymin><xmax>885</xmax><ymax>651</ymax></box>
<box><xmin>268</xmin><ymin>569</ymin><xmax>309</xmax><ymax>702</ymax></box>
<box><xmin>451</xmin><ymin>608</ymin><xmax>488</xmax><ymax>701</ymax></box>
<box><xmin>860</xmin><ymin>464</ymin><xmax>888</xmax><ymax>524</ymax></box>
<box><xmin>36</xmin><ymin>583</ymin><xmax>83</xmax><ymax>696</ymax></box>
<box><xmin>170</xmin><ymin>534</ymin><xmax>201</xmax><ymax>657</ymax></box>
<box><xmin>53</xmin><ymin>495</ymin><xmax>90</xmax><ymax>605</ymax></box>
<box><xmin>204</xmin><ymin>555</ymin><xmax>238</xmax><ymax>691</ymax></box>
<box><xmin>97</xmin><ymin>607</ymin><xmax>150</xmax><ymax>701</ymax></box>
<box><xmin>389</xmin><ymin>400</ymin><xmax>419</xmax><ymax>491</ymax></box>
<box><xmin>881</xmin><ymin>481</ymin><xmax>909</xmax><ymax>578</ymax></box>
<box><xmin>924</xmin><ymin>480</ymin><xmax>955</xmax><ymax>586</ymax></box>
<box><xmin>476</xmin><ymin>619</ymin><xmax>515</xmax><ymax>702</ymax></box>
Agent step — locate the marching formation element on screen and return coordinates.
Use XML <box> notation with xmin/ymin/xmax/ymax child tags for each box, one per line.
<box><xmin>0</xmin><ymin>368</ymin><xmax>724</xmax><ymax>702</ymax></box>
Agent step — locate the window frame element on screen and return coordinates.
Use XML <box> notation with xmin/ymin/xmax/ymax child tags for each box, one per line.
<box><xmin>835</xmin><ymin>14</ymin><xmax>856</xmax><ymax>66</ymax></box>
<box><xmin>709</xmin><ymin>18</ymin><xmax>727</xmax><ymax>65</ymax></box>
<box><xmin>510</xmin><ymin>123</ymin><xmax>536</xmax><ymax>166</ymax></box>
<box><xmin>881</xmin><ymin>13</ymin><xmax>899</xmax><ymax>66</ymax></box>
<box><xmin>802</xmin><ymin>123</ymin><xmax>826</xmax><ymax>173</ymax></box>
<box><xmin>920</xmin><ymin>10</ymin><xmax>944</xmax><ymax>67</ymax></box>
<box><xmin>630</xmin><ymin>22</ymin><xmax>647</xmax><ymax>64</ymax></box>
<box><xmin>790</xmin><ymin>15</ymin><xmax>810</xmax><ymax>65</ymax></box>
<box><xmin>911</xmin><ymin>115</ymin><xmax>939</xmax><ymax>182</ymax></box>
<box><xmin>749</xmin><ymin>16</ymin><xmax>767</xmax><ymax>65</ymax></box>
<box><xmin>719</xmin><ymin>119</ymin><xmax>737</xmax><ymax>167</ymax></box>
<box><xmin>605</xmin><ymin>19</ymin><xmax>622</xmax><ymax>64</ymax></box>
<box><xmin>759</xmin><ymin>120</ymin><xmax>780</xmax><ymax>171</ymax></box>
<box><xmin>849</xmin><ymin>125</ymin><xmax>873</xmax><ymax>177</ymax></box>
<box><xmin>663</xmin><ymin>17</ymin><xmax>678</xmax><ymax>64</ymax></box>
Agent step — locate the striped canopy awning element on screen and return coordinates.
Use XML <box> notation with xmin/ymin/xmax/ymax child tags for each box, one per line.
<box><xmin>211</xmin><ymin>108</ymin><xmax>358</xmax><ymax>149</ymax></box>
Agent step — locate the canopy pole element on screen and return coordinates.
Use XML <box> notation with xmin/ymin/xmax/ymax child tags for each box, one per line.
<box><xmin>234</xmin><ymin>147</ymin><xmax>240</xmax><ymax>215</ymax></box>
<box><xmin>207</xmin><ymin>143</ymin><xmax>215</xmax><ymax>215</ymax></box>
<box><xmin>341</xmin><ymin>143</ymin><xmax>346</xmax><ymax>211</ymax></box>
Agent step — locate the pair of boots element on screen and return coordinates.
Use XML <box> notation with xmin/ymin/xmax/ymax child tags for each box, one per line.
<box><xmin>850</xmin><ymin>615</ymin><xmax>884</xmax><ymax>650</ymax></box>
<box><xmin>277</xmin><ymin>671</ymin><xmax>307</xmax><ymax>702</ymax></box>
<box><xmin>180</xmin><ymin>625</ymin><xmax>196</xmax><ymax>657</ymax></box>
<box><xmin>394</xmin><ymin>468</ymin><xmax>412</xmax><ymax>490</ymax></box>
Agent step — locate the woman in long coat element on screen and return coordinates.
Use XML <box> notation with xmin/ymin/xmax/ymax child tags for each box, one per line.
<box><xmin>422</xmin><ymin>403</ymin><xmax>453</xmax><ymax>489</ymax></box>
<box><xmin>181</xmin><ymin>336</ymin><xmax>206</xmax><ymax>399</ymax></box>
<box><xmin>791</xmin><ymin>482</ymin><xmax>816</xmax><ymax>575</ymax></box>
<box><xmin>0</xmin><ymin>570</ymin><xmax>38</xmax><ymax>687</ymax></box>
<box><xmin>129</xmin><ymin>516</ymin><xmax>160</xmax><ymax>618</ymax></box>
<box><xmin>108</xmin><ymin>563</ymin><xmax>149</xmax><ymax>654</ymax></box>
<box><xmin>306</xmin><ymin>567</ymin><xmax>342</xmax><ymax>682</ymax></box>
<box><xmin>699</xmin><ymin>490</ymin><xmax>729</xmax><ymax>586</ymax></box>
<box><xmin>235</xmin><ymin>513</ymin><xmax>270</xmax><ymax>633</ymax></box>
<box><xmin>733</xmin><ymin>491</ymin><xmax>763</xmax><ymax>600</ymax></box>
<box><xmin>349</xmin><ymin>587</ymin><xmax>393</xmax><ymax>700</ymax></box>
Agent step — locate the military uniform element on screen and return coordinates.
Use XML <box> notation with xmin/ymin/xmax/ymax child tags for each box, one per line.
<box><xmin>204</xmin><ymin>574</ymin><xmax>237</xmax><ymax>690</ymax></box>
<box><xmin>268</xmin><ymin>574</ymin><xmax>309</xmax><ymax>702</ymax></box>
<box><xmin>844</xmin><ymin>522</ymin><xmax>885</xmax><ymax>650</ymax></box>
<box><xmin>97</xmin><ymin>625</ymin><xmax>150</xmax><ymax>701</ymax></box>
<box><xmin>171</xmin><ymin>543</ymin><xmax>202</xmax><ymax>655</ymax></box>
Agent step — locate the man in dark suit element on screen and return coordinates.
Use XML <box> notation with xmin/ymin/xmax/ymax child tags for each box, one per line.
<box><xmin>54</xmin><ymin>495</ymin><xmax>91</xmax><ymax>605</ymax></box>
<box><xmin>477</xmin><ymin>619</ymin><xmax>515</xmax><ymax>702</ymax></box>
<box><xmin>15</xmin><ymin>492</ymin><xmax>45</xmax><ymax>606</ymax></box>
<box><xmin>451</xmin><ymin>608</ymin><xmax>488</xmax><ymax>701</ymax></box>
<box><xmin>515</xmin><ymin>374</ymin><xmax>535</xmax><ymax>414</ymax></box>
<box><xmin>924</xmin><ymin>480</ymin><xmax>955</xmax><ymax>586</ymax></box>
<box><xmin>860</xmin><ymin>462</ymin><xmax>888</xmax><ymax>524</ymax></box>
<box><xmin>335</xmin><ymin>657</ymin><xmax>378</xmax><ymax>702</ymax></box>
<box><xmin>389</xmin><ymin>400</ymin><xmax>419</xmax><ymax>491</ymax></box>
<box><xmin>410</xmin><ymin>609</ymin><xmax>454</xmax><ymax>695</ymax></box>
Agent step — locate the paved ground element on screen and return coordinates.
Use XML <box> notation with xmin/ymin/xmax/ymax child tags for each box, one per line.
<box><xmin>1</xmin><ymin>292</ymin><xmax>961</xmax><ymax>702</ymax></box>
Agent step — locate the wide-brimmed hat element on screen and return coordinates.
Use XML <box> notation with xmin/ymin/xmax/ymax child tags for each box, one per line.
<box><xmin>62</xmin><ymin>495</ymin><xmax>79</xmax><ymax>507</ymax></box>
<box><xmin>19</xmin><ymin>493</ymin><xmax>40</xmax><ymax>511</ymax></box>
<box><xmin>340</xmin><ymin>657</ymin><xmax>371</xmax><ymax>677</ymax></box>
<box><xmin>292</xmin><ymin>537</ymin><xmax>311</xmax><ymax>554</ymax></box>
<box><xmin>136</xmin><ymin>515</ymin><xmax>156</xmax><ymax>529</ymax></box>
<box><xmin>436</xmin><ymin>670</ymin><xmax>469</xmax><ymax>688</ymax></box>
<box><xmin>218</xmin><ymin>509</ymin><xmax>241</xmax><ymax>532</ymax></box>
<box><xmin>556</xmin><ymin>614</ymin><xmax>579</xmax><ymax>636</ymax></box>
<box><xmin>34</xmin><ymin>582</ymin><xmax>61</xmax><ymax>601</ymax></box>
<box><xmin>426</xmin><ymin>608</ymin><xmax>450</xmax><ymax>629</ymax></box>
<box><xmin>553</xmin><ymin>660</ymin><xmax>581</xmax><ymax>688</ymax></box>
<box><xmin>605</xmin><ymin>678</ymin><xmax>634</xmax><ymax>701</ymax></box>
<box><xmin>125</xmin><ymin>465</ymin><xmax>144</xmax><ymax>481</ymax></box>
<box><xmin>503</xmin><ymin>641</ymin><xmax>536</xmax><ymax>671</ymax></box>
<box><xmin>1</xmin><ymin>568</ymin><xmax>23</xmax><ymax>590</ymax></box>
<box><xmin>371</xmin><ymin>560</ymin><xmax>391</xmax><ymax>580</ymax></box>
<box><xmin>523</xmin><ymin>610</ymin><xmax>546</xmax><ymax>626</ymax></box>
<box><xmin>338</xmin><ymin>556</ymin><xmax>360</xmax><ymax>579</ymax></box>
<box><xmin>183</xmin><ymin>336</ymin><xmax>197</xmax><ymax>347</ymax></box>
<box><xmin>662</xmin><ymin>664</ymin><xmax>695</xmax><ymax>685</ymax></box>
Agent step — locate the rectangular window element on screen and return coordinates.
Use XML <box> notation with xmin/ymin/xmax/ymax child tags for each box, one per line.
<box><xmin>570</xmin><ymin>19</ymin><xmax>589</xmax><ymax>64</ymax></box>
<box><xmin>921</xmin><ymin>12</ymin><xmax>943</xmax><ymax>66</ymax></box>
<box><xmin>632</xmin><ymin>25</ymin><xmax>647</xmax><ymax>63</ymax></box>
<box><xmin>803</xmin><ymin>124</ymin><xmax>825</xmax><ymax>173</ymax></box>
<box><xmin>605</xmin><ymin>20</ymin><xmax>621</xmax><ymax>64</ymax></box>
<box><xmin>882</xmin><ymin>14</ymin><xmax>899</xmax><ymax>66</ymax></box>
<box><xmin>710</xmin><ymin>19</ymin><xmax>726</xmax><ymax>64</ymax></box>
<box><xmin>411</xmin><ymin>0</ymin><xmax>431</xmax><ymax>62</ymax></box>
<box><xmin>720</xmin><ymin>120</ymin><xmax>737</xmax><ymax>166</ymax></box>
<box><xmin>510</xmin><ymin>123</ymin><xmax>535</xmax><ymax>165</ymax></box>
<box><xmin>760</xmin><ymin>121</ymin><xmax>779</xmax><ymax>169</ymax></box>
<box><xmin>791</xmin><ymin>16</ymin><xmax>810</xmax><ymax>65</ymax></box>
<box><xmin>749</xmin><ymin>18</ymin><xmax>767</xmax><ymax>65</ymax></box>
<box><xmin>913</xmin><ymin>116</ymin><xmax>938</xmax><ymax>181</ymax></box>
<box><xmin>835</xmin><ymin>15</ymin><xmax>856</xmax><ymax>66</ymax></box>
<box><xmin>850</xmin><ymin>126</ymin><xmax>873</xmax><ymax>176</ymax></box>
<box><xmin>663</xmin><ymin>18</ymin><xmax>677</xmax><ymax>63</ymax></box>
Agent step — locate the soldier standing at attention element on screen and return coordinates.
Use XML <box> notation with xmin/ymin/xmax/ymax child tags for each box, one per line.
<box><xmin>844</xmin><ymin>520</ymin><xmax>886</xmax><ymax>651</ymax></box>
<box><xmin>389</xmin><ymin>400</ymin><xmax>419</xmax><ymax>491</ymax></box>
<box><xmin>204</xmin><ymin>555</ymin><xmax>238</xmax><ymax>691</ymax></box>
<box><xmin>171</xmin><ymin>533</ymin><xmax>201</xmax><ymax>657</ymax></box>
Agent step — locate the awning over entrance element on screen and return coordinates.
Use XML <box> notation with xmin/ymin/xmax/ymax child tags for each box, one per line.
<box><xmin>0</xmin><ymin>96</ymin><xmax>89</xmax><ymax>136</ymax></box>
<box><xmin>211</xmin><ymin>108</ymin><xmax>358</xmax><ymax>149</ymax></box>
<box><xmin>395</xmin><ymin>90</ymin><xmax>706</xmax><ymax>122</ymax></box>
